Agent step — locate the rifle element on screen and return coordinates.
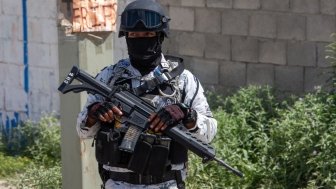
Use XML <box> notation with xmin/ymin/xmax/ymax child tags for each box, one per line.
<box><xmin>58</xmin><ymin>66</ymin><xmax>244</xmax><ymax>178</ymax></box>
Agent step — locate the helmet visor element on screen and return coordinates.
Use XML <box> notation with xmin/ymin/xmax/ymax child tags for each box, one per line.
<box><xmin>121</xmin><ymin>9</ymin><xmax>163</xmax><ymax>29</ymax></box>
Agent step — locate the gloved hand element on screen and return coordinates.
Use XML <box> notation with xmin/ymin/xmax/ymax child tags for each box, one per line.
<box><xmin>148</xmin><ymin>103</ymin><xmax>196</xmax><ymax>132</ymax></box>
<box><xmin>88</xmin><ymin>101</ymin><xmax>123</xmax><ymax>123</ymax></box>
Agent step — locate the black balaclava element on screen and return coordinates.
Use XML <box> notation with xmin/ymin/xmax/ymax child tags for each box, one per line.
<box><xmin>126</xmin><ymin>33</ymin><xmax>164</xmax><ymax>75</ymax></box>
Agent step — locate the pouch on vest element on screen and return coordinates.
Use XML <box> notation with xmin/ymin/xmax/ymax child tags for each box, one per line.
<box><xmin>127</xmin><ymin>140</ymin><xmax>152</xmax><ymax>174</ymax></box>
<box><xmin>95</xmin><ymin>129</ymin><xmax>121</xmax><ymax>166</ymax></box>
<box><xmin>146</xmin><ymin>136</ymin><xmax>171</xmax><ymax>176</ymax></box>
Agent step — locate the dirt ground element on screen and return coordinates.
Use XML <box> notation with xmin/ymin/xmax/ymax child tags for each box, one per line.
<box><xmin>0</xmin><ymin>181</ymin><xmax>15</xmax><ymax>189</ymax></box>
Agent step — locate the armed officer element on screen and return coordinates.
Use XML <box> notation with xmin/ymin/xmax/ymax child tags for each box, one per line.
<box><xmin>76</xmin><ymin>0</ymin><xmax>217</xmax><ymax>188</ymax></box>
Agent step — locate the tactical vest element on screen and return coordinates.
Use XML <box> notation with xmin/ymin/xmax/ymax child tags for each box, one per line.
<box><xmin>95</xmin><ymin>56</ymin><xmax>188</xmax><ymax>176</ymax></box>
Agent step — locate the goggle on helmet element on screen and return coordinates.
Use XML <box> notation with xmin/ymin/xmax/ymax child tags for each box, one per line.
<box><xmin>118</xmin><ymin>0</ymin><xmax>170</xmax><ymax>38</ymax></box>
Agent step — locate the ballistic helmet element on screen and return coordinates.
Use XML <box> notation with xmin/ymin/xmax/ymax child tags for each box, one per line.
<box><xmin>118</xmin><ymin>0</ymin><xmax>170</xmax><ymax>38</ymax></box>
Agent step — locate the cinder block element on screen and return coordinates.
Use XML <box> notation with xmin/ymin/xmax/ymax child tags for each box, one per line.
<box><xmin>291</xmin><ymin>0</ymin><xmax>319</xmax><ymax>14</ymax></box>
<box><xmin>207</xmin><ymin>0</ymin><xmax>232</xmax><ymax>8</ymax></box>
<box><xmin>317</xmin><ymin>43</ymin><xmax>332</xmax><ymax>68</ymax></box>
<box><xmin>247</xmin><ymin>64</ymin><xmax>274</xmax><ymax>86</ymax></box>
<box><xmin>28</xmin><ymin>42</ymin><xmax>50</xmax><ymax>67</ymax></box>
<box><xmin>1</xmin><ymin>15</ymin><xmax>21</xmax><ymax>40</ymax></box>
<box><xmin>169</xmin><ymin>7</ymin><xmax>194</xmax><ymax>31</ymax></box>
<box><xmin>219</xmin><ymin>61</ymin><xmax>246</xmax><ymax>87</ymax></box>
<box><xmin>321</xmin><ymin>0</ymin><xmax>336</xmax><ymax>15</ymax></box>
<box><xmin>157</xmin><ymin>0</ymin><xmax>181</xmax><ymax>6</ymax></box>
<box><xmin>51</xmin><ymin>91</ymin><xmax>60</xmax><ymax>113</ymax></box>
<box><xmin>49</xmin><ymin>44</ymin><xmax>59</xmax><ymax>68</ymax></box>
<box><xmin>28</xmin><ymin>18</ymin><xmax>43</xmax><ymax>43</ymax></box>
<box><xmin>0</xmin><ymin>39</ymin><xmax>3</xmax><ymax>62</ymax></box>
<box><xmin>3</xmin><ymin>64</ymin><xmax>23</xmax><ymax>88</ymax></box>
<box><xmin>0</xmin><ymin>63</ymin><xmax>5</xmax><ymax>86</ymax></box>
<box><xmin>28</xmin><ymin>0</ymin><xmax>57</xmax><ymax>19</ymax></box>
<box><xmin>195</xmin><ymin>9</ymin><xmax>221</xmax><ymax>33</ymax></box>
<box><xmin>28</xmin><ymin>89</ymin><xmax>52</xmax><ymax>115</ymax></box>
<box><xmin>29</xmin><ymin>67</ymin><xmax>53</xmax><ymax>91</ymax></box>
<box><xmin>249</xmin><ymin>13</ymin><xmax>276</xmax><ymax>38</ymax></box>
<box><xmin>232</xmin><ymin>37</ymin><xmax>259</xmax><ymax>63</ymax></box>
<box><xmin>275</xmin><ymin>66</ymin><xmax>304</xmax><ymax>93</ymax></box>
<box><xmin>3</xmin><ymin>39</ymin><xmax>23</xmax><ymax>65</ymax></box>
<box><xmin>222</xmin><ymin>10</ymin><xmax>249</xmax><ymax>36</ymax></box>
<box><xmin>189</xmin><ymin>58</ymin><xmax>219</xmax><ymax>85</ymax></box>
<box><xmin>233</xmin><ymin>0</ymin><xmax>260</xmax><ymax>10</ymax></box>
<box><xmin>182</xmin><ymin>0</ymin><xmax>205</xmax><ymax>7</ymax></box>
<box><xmin>259</xmin><ymin>40</ymin><xmax>286</xmax><ymax>65</ymax></box>
<box><xmin>41</xmin><ymin>18</ymin><xmax>58</xmax><ymax>44</ymax></box>
<box><xmin>261</xmin><ymin>0</ymin><xmax>289</xmax><ymax>11</ymax></box>
<box><xmin>307</xmin><ymin>15</ymin><xmax>335</xmax><ymax>42</ymax></box>
<box><xmin>178</xmin><ymin>32</ymin><xmax>205</xmax><ymax>57</ymax></box>
<box><xmin>287</xmin><ymin>42</ymin><xmax>316</xmax><ymax>67</ymax></box>
<box><xmin>113</xmin><ymin>48</ymin><xmax>125</xmax><ymax>63</ymax></box>
<box><xmin>304</xmin><ymin>67</ymin><xmax>333</xmax><ymax>92</ymax></box>
<box><xmin>205</xmin><ymin>34</ymin><xmax>230</xmax><ymax>60</ymax></box>
<box><xmin>162</xmin><ymin>31</ymin><xmax>180</xmax><ymax>55</ymax></box>
<box><xmin>4</xmin><ymin>87</ymin><xmax>28</xmax><ymax>111</ymax></box>
<box><xmin>0</xmin><ymin>89</ymin><xmax>4</xmax><ymax>110</ymax></box>
<box><xmin>2</xmin><ymin>0</ymin><xmax>22</xmax><ymax>16</ymax></box>
<box><xmin>277</xmin><ymin>14</ymin><xmax>305</xmax><ymax>41</ymax></box>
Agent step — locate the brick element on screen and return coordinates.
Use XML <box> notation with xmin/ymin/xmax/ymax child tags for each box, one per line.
<box><xmin>28</xmin><ymin>0</ymin><xmax>57</xmax><ymax>19</ymax></box>
<box><xmin>195</xmin><ymin>9</ymin><xmax>221</xmax><ymax>33</ymax></box>
<box><xmin>321</xmin><ymin>0</ymin><xmax>336</xmax><ymax>15</ymax></box>
<box><xmin>157</xmin><ymin>0</ymin><xmax>181</xmax><ymax>6</ymax></box>
<box><xmin>277</xmin><ymin>14</ymin><xmax>305</xmax><ymax>41</ymax></box>
<box><xmin>287</xmin><ymin>42</ymin><xmax>316</xmax><ymax>67</ymax></box>
<box><xmin>317</xmin><ymin>43</ymin><xmax>332</xmax><ymax>68</ymax></box>
<box><xmin>249</xmin><ymin>13</ymin><xmax>276</xmax><ymax>38</ymax></box>
<box><xmin>206</xmin><ymin>0</ymin><xmax>232</xmax><ymax>8</ymax></box>
<box><xmin>259</xmin><ymin>40</ymin><xmax>286</xmax><ymax>65</ymax></box>
<box><xmin>178</xmin><ymin>32</ymin><xmax>205</xmax><ymax>57</ymax></box>
<box><xmin>205</xmin><ymin>34</ymin><xmax>230</xmax><ymax>60</ymax></box>
<box><xmin>291</xmin><ymin>0</ymin><xmax>319</xmax><ymax>14</ymax></box>
<box><xmin>232</xmin><ymin>37</ymin><xmax>259</xmax><ymax>63</ymax></box>
<box><xmin>169</xmin><ymin>7</ymin><xmax>194</xmax><ymax>31</ymax></box>
<box><xmin>2</xmin><ymin>0</ymin><xmax>22</xmax><ymax>16</ymax></box>
<box><xmin>275</xmin><ymin>66</ymin><xmax>304</xmax><ymax>93</ymax></box>
<box><xmin>261</xmin><ymin>0</ymin><xmax>289</xmax><ymax>11</ymax></box>
<box><xmin>189</xmin><ymin>58</ymin><xmax>219</xmax><ymax>85</ymax></box>
<box><xmin>233</xmin><ymin>0</ymin><xmax>260</xmax><ymax>9</ymax></box>
<box><xmin>220</xmin><ymin>61</ymin><xmax>246</xmax><ymax>87</ymax></box>
<box><xmin>182</xmin><ymin>0</ymin><xmax>205</xmax><ymax>7</ymax></box>
<box><xmin>222</xmin><ymin>10</ymin><xmax>249</xmax><ymax>36</ymax></box>
<box><xmin>247</xmin><ymin>64</ymin><xmax>274</xmax><ymax>86</ymax></box>
<box><xmin>3</xmin><ymin>39</ymin><xmax>23</xmax><ymax>64</ymax></box>
<box><xmin>4</xmin><ymin>87</ymin><xmax>28</xmax><ymax>111</ymax></box>
<box><xmin>304</xmin><ymin>67</ymin><xmax>333</xmax><ymax>92</ymax></box>
<box><xmin>307</xmin><ymin>15</ymin><xmax>335</xmax><ymax>42</ymax></box>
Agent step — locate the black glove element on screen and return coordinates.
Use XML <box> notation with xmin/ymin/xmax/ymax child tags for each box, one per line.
<box><xmin>149</xmin><ymin>103</ymin><xmax>197</xmax><ymax>132</ymax></box>
<box><xmin>88</xmin><ymin>102</ymin><xmax>121</xmax><ymax>122</ymax></box>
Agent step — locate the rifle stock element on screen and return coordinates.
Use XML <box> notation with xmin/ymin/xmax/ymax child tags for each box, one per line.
<box><xmin>58</xmin><ymin>66</ymin><xmax>243</xmax><ymax>178</ymax></box>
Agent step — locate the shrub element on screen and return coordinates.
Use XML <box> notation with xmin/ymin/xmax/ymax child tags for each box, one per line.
<box><xmin>0</xmin><ymin>152</ymin><xmax>31</xmax><ymax>178</ymax></box>
<box><xmin>14</xmin><ymin>163</ymin><xmax>62</xmax><ymax>189</ymax></box>
<box><xmin>3</xmin><ymin>116</ymin><xmax>61</xmax><ymax>166</ymax></box>
<box><xmin>187</xmin><ymin>86</ymin><xmax>336</xmax><ymax>189</ymax></box>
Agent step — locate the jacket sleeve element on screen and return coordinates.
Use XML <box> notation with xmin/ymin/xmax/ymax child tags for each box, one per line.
<box><xmin>76</xmin><ymin>66</ymin><xmax>113</xmax><ymax>139</ymax></box>
<box><xmin>179</xmin><ymin>70</ymin><xmax>218</xmax><ymax>144</ymax></box>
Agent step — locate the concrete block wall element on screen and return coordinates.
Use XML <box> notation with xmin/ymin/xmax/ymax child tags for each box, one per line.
<box><xmin>0</xmin><ymin>0</ymin><xmax>59</xmax><ymax>130</ymax></box>
<box><xmin>157</xmin><ymin>0</ymin><xmax>335</xmax><ymax>94</ymax></box>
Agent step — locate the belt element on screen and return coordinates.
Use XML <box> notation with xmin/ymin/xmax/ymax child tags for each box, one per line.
<box><xmin>109</xmin><ymin>171</ymin><xmax>177</xmax><ymax>185</ymax></box>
